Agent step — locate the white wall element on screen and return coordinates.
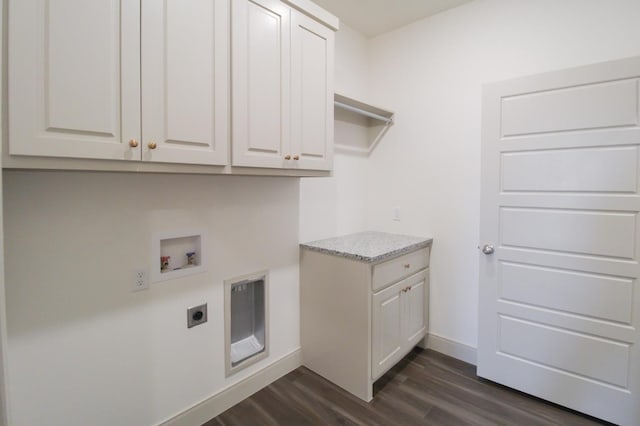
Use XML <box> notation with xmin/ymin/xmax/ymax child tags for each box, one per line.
<box><xmin>6</xmin><ymin>2</ymin><xmax>639</xmax><ymax>424</ymax></box>
<box><xmin>299</xmin><ymin>24</ymin><xmax>370</xmax><ymax>243</ymax></box>
<box><xmin>2</xmin><ymin>19</ymin><xmax>369</xmax><ymax>426</ymax></box>
<box><xmin>366</xmin><ymin>0</ymin><xmax>640</xmax><ymax>349</ymax></box>
<box><xmin>3</xmin><ymin>172</ymin><xmax>300</xmax><ymax>425</ymax></box>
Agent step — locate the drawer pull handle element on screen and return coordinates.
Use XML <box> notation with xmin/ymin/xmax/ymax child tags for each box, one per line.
<box><xmin>404</xmin><ymin>263</ymin><xmax>411</xmax><ymax>269</ymax></box>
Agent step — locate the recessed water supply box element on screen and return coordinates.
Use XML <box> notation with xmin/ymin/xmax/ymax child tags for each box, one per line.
<box><xmin>151</xmin><ymin>229</ymin><xmax>206</xmax><ymax>283</ymax></box>
<box><xmin>224</xmin><ymin>271</ymin><xmax>269</xmax><ymax>376</ymax></box>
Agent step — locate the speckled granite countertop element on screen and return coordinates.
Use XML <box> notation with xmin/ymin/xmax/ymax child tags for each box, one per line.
<box><xmin>300</xmin><ymin>231</ymin><xmax>432</xmax><ymax>263</ymax></box>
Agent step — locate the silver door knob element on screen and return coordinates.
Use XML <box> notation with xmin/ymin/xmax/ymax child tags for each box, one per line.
<box><xmin>481</xmin><ymin>244</ymin><xmax>494</xmax><ymax>255</ymax></box>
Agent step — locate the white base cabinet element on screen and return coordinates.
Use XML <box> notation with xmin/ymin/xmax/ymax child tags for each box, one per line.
<box><xmin>300</xmin><ymin>244</ymin><xmax>431</xmax><ymax>401</ymax></box>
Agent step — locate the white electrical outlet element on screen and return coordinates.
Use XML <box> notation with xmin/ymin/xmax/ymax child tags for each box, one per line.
<box><xmin>132</xmin><ymin>268</ymin><xmax>149</xmax><ymax>292</ymax></box>
<box><xmin>393</xmin><ymin>206</ymin><xmax>401</xmax><ymax>221</ymax></box>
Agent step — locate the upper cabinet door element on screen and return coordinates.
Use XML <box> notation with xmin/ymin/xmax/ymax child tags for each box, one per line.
<box><xmin>9</xmin><ymin>0</ymin><xmax>141</xmax><ymax>160</ymax></box>
<box><xmin>231</xmin><ymin>0</ymin><xmax>291</xmax><ymax>168</ymax></box>
<box><xmin>141</xmin><ymin>0</ymin><xmax>229</xmax><ymax>166</ymax></box>
<box><xmin>290</xmin><ymin>11</ymin><xmax>334</xmax><ymax>171</ymax></box>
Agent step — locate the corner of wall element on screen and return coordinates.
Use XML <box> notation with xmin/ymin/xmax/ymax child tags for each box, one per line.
<box><xmin>0</xmin><ymin>0</ymin><xmax>12</xmax><ymax>422</ymax></box>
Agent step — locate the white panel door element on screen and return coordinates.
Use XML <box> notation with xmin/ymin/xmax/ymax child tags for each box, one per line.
<box><xmin>290</xmin><ymin>10</ymin><xmax>334</xmax><ymax>171</ymax></box>
<box><xmin>231</xmin><ymin>0</ymin><xmax>290</xmax><ymax>168</ymax></box>
<box><xmin>141</xmin><ymin>0</ymin><xmax>228</xmax><ymax>165</ymax></box>
<box><xmin>479</xmin><ymin>56</ymin><xmax>640</xmax><ymax>426</ymax></box>
<box><xmin>9</xmin><ymin>0</ymin><xmax>140</xmax><ymax>160</ymax></box>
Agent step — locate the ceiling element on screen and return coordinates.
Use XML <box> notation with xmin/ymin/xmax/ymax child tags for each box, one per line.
<box><xmin>311</xmin><ymin>0</ymin><xmax>473</xmax><ymax>37</ymax></box>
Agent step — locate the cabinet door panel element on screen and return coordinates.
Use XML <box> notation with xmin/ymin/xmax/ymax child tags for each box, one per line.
<box><xmin>372</xmin><ymin>282</ymin><xmax>403</xmax><ymax>380</ymax></box>
<box><xmin>403</xmin><ymin>271</ymin><xmax>428</xmax><ymax>347</ymax></box>
<box><xmin>141</xmin><ymin>0</ymin><xmax>229</xmax><ymax>165</ymax></box>
<box><xmin>291</xmin><ymin>11</ymin><xmax>334</xmax><ymax>170</ymax></box>
<box><xmin>9</xmin><ymin>0</ymin><xmax>140</xmax><ymax>160</ymax></box>
<box><xmin>232</xmin><ymin>0</ymin><xmax>290</xmax><ymax>168</ymax></box>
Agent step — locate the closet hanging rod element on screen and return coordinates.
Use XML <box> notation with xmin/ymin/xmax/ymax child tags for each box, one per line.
<box><xmin>334</xmin><ymin>101</ymin><xmax>394</xmax><ymax>124</ymax></box>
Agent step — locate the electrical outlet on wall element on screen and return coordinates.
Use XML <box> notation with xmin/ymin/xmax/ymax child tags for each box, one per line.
<box><xmin>393</xmin><ymin>206</ymin><xmax>401</xmax><ymax>221</ymax></box>
<box><xmin>187</xmin><ymin>304</ymin><xmax>208</xmax><ymax>328</ymax></box>
<box><xmin>132</xmin><ymin>267</ymin><xmax>149</xmax><ymax>292</ymax></box>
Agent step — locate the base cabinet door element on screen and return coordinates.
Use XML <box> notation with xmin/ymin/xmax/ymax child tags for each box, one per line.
<box><xmin>9</xmin><ymin>0</ymin><xmax>141</xmax><ymax>161</ymax></box>
<box><xmin>372</xmin><ymin>281</ymin><xmax>403</xmax><ymax>380</ymax></box>
<box><xmin>372</xmin><ymin>269</ymin><xmax>428</xmax><ymax>380</ymax></box>
<box><xmin>402</xmin><ymin>270</ymin><xmax>428</xmax><ymax>347</ymax></box>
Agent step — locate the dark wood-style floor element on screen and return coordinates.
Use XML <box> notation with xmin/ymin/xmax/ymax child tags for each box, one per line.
<box><xmin>206</xmin><ymin>348</ymin><xmax>611</xmax><ymax>426</ymax></box>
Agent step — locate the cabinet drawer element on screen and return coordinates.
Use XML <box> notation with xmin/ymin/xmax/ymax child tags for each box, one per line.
<box><xmin>372</xmin><ymin>247</ymin><xmax>430</xmax><ymax>292</ymax></box>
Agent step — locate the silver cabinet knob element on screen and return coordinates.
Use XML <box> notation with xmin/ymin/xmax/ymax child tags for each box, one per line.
<box><xmin>481</xmin><ymin>244</ymin><xmax>494</xmax><ymax>255</ymax></box>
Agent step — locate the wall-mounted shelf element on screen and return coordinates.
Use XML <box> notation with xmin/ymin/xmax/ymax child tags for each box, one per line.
<box><xmin>333</xmin><ymin>93</ymin><xmax>394</xmax><ymax>155</ymax></box>
<box><xmin>334</xmin><ymin>94</ymin><xmax>394</xmax><ymax>125</ymax></box>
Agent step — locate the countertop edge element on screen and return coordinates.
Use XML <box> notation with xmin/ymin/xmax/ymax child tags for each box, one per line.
<box><xmin>300</xmin><ymin>238</ymin><xmax>432</xmax><ymax>264</ymax></box>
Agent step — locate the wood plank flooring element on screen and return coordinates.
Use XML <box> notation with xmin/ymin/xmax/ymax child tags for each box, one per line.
<box><xmin>206</xmin><ymin>348</ymin><xmax>612</xmax><ymax>425</ymax></box>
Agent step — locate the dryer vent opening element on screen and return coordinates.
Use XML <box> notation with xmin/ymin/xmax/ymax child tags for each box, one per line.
<box><xmin>225</xmin><ymin>271</ymin><xmax>269</xmax><ymax>376</ymax></box>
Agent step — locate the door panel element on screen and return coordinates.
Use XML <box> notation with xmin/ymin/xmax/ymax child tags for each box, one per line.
<box><xmin>372</xmin><ymin>282</ymin><xmax>402</xmax><ymax>380</ymax></box>
<box><xmin>403</xmin><ymin>272</ymin><xmax>427</xmax><ymax>345</ymax></box>
<box><xmin>501</xmin><ymin>146</ymin><xmax>638</xmax><ymax>193</ymax></box>
<box><xmin>232</xmin><ymin>0</ymin><xmax>290</xmax><ymax>168</ymax></box>
<box><xmin>9</xmin><ymin>0</ymin><xmax>140</xmax><ymax>160</ymax></box>
<box><xmin>48</xmin><ymin>1</ymin><xmax>117</xmax><ymax>135</ymax></box>
<box><xmin>499</xmin><ymin>315</ymin><xmax>630</xmax><ymax>387</ymax></box>
<box><xmin>500</xmin><ymin>208</ymin><xmax>636</xmax><ymax>258</ymax></box>
<box><xmin>499</xmin><ymin>262</ymin><xmax>633</xmax><ymax>323</ymax></box>
<box><xmin>479</xmin><ymin>56</ymin><xmax>640</xmax><ymax>426</ymax></box>
<box><xmin>291</xmin><ymin>11</ymin><xmax>334</xmax><ymax>170</ymax></box>
<box><xmin>501</xmin><ymin>78</ymin><xmax>638</xmax><ymax>137</ymax></box>
<box><xmin>141</xmin><ymin>0</ymin><xmax>228</xmax><ymax>165</ymax></box>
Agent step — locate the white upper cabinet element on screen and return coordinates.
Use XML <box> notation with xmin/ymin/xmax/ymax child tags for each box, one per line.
<box><xmin>290</xmin><ymin>11</ymin><xmax>334</xmax><ymax>171</ymax></box>
<box><xmin>9</xmin><ymin>0</ymin><xmax>228</xmax><ymax>166</ymax></box>
<box><xmin>9</xmin><ymin>0</ymin><xmax>335</xmax><ymax>172</ymax></box>
<box><xmin>232</xmin><ymin>0</ymin><xmax>335</xmax><ymax>171</ymax></box>
<box><xmin>231</xmin><ymin>0</ymin><xmax>291</xmax><ymax>169</ymax></box>
<box><xmin>9</xmin><ymin>0</ymin><xmax>141</xmax><ymax>160</ymax></box>
<box><xmin>141</xmin><ymin>0</ymin><xmax>229</xmax><ymax>165</ymax></box>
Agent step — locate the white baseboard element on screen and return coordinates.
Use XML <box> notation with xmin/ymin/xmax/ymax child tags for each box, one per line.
<box><xmin>162</xmin><ymin>336</ymin><xmax>474</xmax><ymax>425</ymax></box>
<box><xmin>162</xmin><ymin>348</ymin><xmax>302</xmax><ymax>426</ymax></box>
<box><xmin>424</xmin><ymin>333</ymin><xmax>477</xmax><ymax>365</ymax></box>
